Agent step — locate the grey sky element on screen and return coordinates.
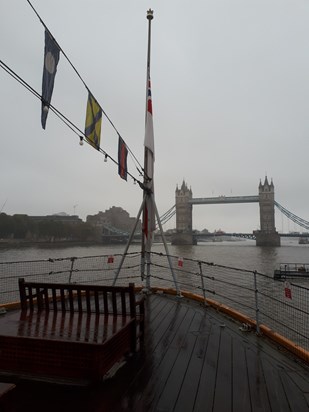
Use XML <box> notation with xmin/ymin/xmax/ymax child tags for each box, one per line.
<box><xmin>1</xmin><ymin>0</ymin><xmax>309</xmax><ymax>233</ymax></box>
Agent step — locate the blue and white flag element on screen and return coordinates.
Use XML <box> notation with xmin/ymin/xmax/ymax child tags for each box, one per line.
<box><xmin>41</xmin><ymin>30</ymin><xmax>60</xmax><ymax>129</ymax></box>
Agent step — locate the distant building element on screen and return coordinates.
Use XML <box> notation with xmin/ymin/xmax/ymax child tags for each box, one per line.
<box><xmin>86</xmin><ymin>207</ymin><xmax>141</xmax><ymax>233</ymax></box>
<box><xmin>28</xmin><ymin>214</ymin><xmax>82</xmax><ymax>225</ymax></box>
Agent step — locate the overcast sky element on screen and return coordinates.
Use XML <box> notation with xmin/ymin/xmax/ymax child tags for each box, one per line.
<box><xmin>1</xmin><ymin>0</ymin><xmax>309</xmax><ymax>233</ymax></box>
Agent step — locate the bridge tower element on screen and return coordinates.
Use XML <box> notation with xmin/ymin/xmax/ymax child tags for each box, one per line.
<box><xmin>172</xmin><ymin>180</ymin><xmax>196</xmax><ymax>245</ymax></box>
<box><xmin>254</xmin><ymin>177</ymin><xmax>280</xmax><ymax>246</ymax></box>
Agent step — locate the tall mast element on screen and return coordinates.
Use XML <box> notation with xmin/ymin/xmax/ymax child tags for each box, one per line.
<box><xmin>146</xmin><ymin>9</ymin><xmax>153</xmax><ymax>79</ymax></box>
<box><xmin>144</xmin><ymin>8</ymin><xmax>154</xmax><ymax>191</ymax></box>
<box><xmin>141</xmin><ymin>9</ymin><xmax>154</xmax><ymax>287</ymax></box>
<box><xmin>114</xmin><ymin>9</ymin><xmax>179</xmax><ymax>294</ymax></box>
<box><xmin>142</xmin><ymin>10</ymin><xmax>154</xmax><ymax>240</ymax></box>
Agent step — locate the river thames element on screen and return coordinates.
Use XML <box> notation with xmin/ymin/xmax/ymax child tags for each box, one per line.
<box><xmin>1</xmin><ymin>237</ymin><xmax>308</xmax><ymax>353</ymax></box>
<box><xmin>0</xmin><ymin>237</ymin><xmax>308</xmax><ymax>279</ymax></box>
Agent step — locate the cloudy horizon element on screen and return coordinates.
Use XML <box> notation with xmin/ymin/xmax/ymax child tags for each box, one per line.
<box><xmin>1</xmin><ymin>1</ymin><xmax>309</xmax><ymax>234</ymax></box>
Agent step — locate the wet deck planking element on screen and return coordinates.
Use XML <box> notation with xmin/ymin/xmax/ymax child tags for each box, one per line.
<box><xmin>4</xmin><ymin>292</ymin><xmax>309</xmax><ymax>412</ymax></box>
<box><xmin>118</xmin><ymin>293</ymin><xmax>309</xmax><ymax>412</ymax></box>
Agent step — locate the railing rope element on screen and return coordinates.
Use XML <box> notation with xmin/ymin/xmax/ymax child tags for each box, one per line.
<box><xmin>68</xmin><ymin>257</ymin><xmax>76</xmax><ymax>284</ymax></box>
<box><xmin>253</xmin><ymin>270</ymin><xmax>260</xmax><ymax>334</ymax></box>
<box><xmin>198</xmin><ymin>262</ymin><xmax>207</xmax><ymax>306</ymax></box>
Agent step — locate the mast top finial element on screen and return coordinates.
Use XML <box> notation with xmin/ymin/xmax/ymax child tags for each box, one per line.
<box><xmin>147</xmin><ymin>9</ymin><xmax>154</xmax><ymax>20</ymax></box>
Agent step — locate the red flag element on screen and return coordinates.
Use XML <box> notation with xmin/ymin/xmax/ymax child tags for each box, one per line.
<box><xmin>144</xmin><ymin>77</ymin><xmax>155</xmax><ymax>157</ymax></box>
<box><xmin>143</xmin><ymin>74</ymin><xmax>155</xmax><ymax>251</ymax></box>
<box><xmin>118</xmin><ymin>136</ymin><xmax>128</xmax><ymax>180</ymax></box>
<box><xmin>284</xmin><ymin>281</ymin><xmax>292</xmax><ymax>299</ymax></box>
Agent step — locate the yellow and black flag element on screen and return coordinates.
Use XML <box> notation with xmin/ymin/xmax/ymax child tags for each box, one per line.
<box><xmin>84</xmin><ymin>93</ymin><xmax>102</xmax><ymax>150</ymax></box>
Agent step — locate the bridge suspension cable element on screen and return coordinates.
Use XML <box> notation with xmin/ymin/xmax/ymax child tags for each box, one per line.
<box><xmin>102</xmin><ymin>224</ymin><xmax>130</xmax><ymax>236</ymax></box>
<box><xmin>275</xmin><ymin>201</ymin><xmax>309</xmax><ymax>231</ymax></box>
<box><xmin>156</xmin><ymin>205</ymin><xmax>176</xmax><ymax>227</ymax></box>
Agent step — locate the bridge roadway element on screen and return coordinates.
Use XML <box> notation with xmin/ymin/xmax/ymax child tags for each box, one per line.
<box><xmin>195</xmin><ymin>232</ymin><xmax>309</xmax><ymax>239</ymax></box>
<box><xmin>195</xmin><ymin>233</ymin><xmax>255</xmax><ymax>239</ymax></box>
<box><xmin>189</xmin><ymin>195</ymin><xmax>259</xmax><ymax>205</ymax></box>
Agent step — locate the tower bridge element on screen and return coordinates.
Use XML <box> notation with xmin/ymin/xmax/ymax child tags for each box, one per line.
<box><xmin>172</xmin><ymin>177</ymin><xmax>281</xmax><ymax>246</ymax></box>
<box><xmin>190</xmin><ymin>195</ymin><xmax>259</xmax><ymax>205</ymax></box>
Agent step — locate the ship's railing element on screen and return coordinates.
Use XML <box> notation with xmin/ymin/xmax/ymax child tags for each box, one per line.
<box><xmin>0</xmin><ymin>252</ymin><xmax>308</xmax><ymax>363</ymax></box>
<box><xmin>0</xmin><ymin>253</ymin><xmax>142</xmax><ymax>305</ymax></box>
<box><xmin>148</xmin><ymin>252</ymin><xmax>309</xmax><ymax>363</ymax></box>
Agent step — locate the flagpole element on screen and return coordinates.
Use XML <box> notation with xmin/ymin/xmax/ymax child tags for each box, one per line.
<box><xmin>114</xmin><ymin>10</ymin><xmax>154</xmax><ymax>288</ymax></box>
<box><xmin>141</xmin><ymin>9</ymin><xmax>154</xmax><ymax>289</ymax></box>
<box><xmin>113</xmin><ymin>10</ymin><xmax>180</xmax><ymax>295</ymax></box>
<box><xmin>146</xmin><ymin>9</ymin><xmax>153</xmax><ymax>76</ymax></box>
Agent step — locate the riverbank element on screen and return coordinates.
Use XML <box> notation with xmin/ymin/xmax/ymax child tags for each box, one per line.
<box><xmin>0</xmin><ymin>239</ymin><xmax>104</xmax><ymax>249</ymax></box>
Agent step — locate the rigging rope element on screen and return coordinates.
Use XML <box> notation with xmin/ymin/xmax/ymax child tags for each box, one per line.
<box><xmin>0</xmin><ymin>59</ymin><xmax>144</xmax><ymax>188</ymax></box>
<box><xmin>25</xmin><ymin>0</ymin><xmax>146</xmax><ymax>178</ymax></box>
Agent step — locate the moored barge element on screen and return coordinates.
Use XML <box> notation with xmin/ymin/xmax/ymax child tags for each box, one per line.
<box><xmin>274</xmin><ymin>263</ymin><xmax>309</xmax><ymax>279</ymax></box>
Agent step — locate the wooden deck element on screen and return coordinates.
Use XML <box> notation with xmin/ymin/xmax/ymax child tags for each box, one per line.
<box><xmin>3</xmin><ymin>292</ymin><xmax>309</xmax><ymax>411</ymax></box>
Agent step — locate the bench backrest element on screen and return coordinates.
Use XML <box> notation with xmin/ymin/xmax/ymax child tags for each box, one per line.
<box><xmin>18</xmin><ymin>278</ymin><xmax>137</xmax><ymax>317</ymax></box>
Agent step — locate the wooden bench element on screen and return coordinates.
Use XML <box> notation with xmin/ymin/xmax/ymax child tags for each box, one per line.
<box><xmin>0</xmin><ymin>279</ymin><xmax>144</xmax><ymax>384</ymax></box>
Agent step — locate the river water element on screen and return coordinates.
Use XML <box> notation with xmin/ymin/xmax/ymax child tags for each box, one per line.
<box><xmin>0</xmin><ymin>237</ymin><xmax>308</xmax><ymax>278</ymax></box>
